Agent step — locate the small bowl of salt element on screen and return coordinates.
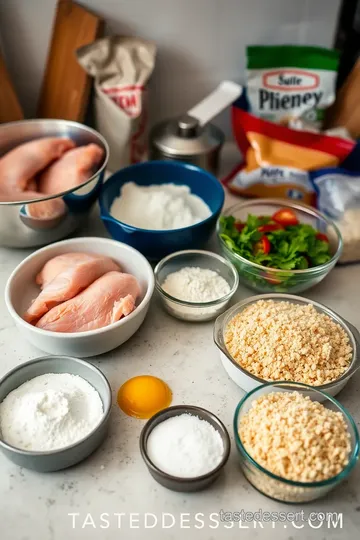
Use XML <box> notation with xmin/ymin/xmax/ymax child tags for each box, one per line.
<box><xmin>154</xmin><ymin>250</ymin><xmax>239</xmax><ymax>321</ymax></box>
<box><xmin>140</xmin><ymin>405</ymin><xmax>231</xmax><ymax>492</ymax></box>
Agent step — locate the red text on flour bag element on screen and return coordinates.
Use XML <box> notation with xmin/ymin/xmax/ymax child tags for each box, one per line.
<box><xmin>102</xmin><ymin>85</ymin><xmax>148</xmax><ymax>163</ymax></box>
<box><xmin>102</xmin><ymin>85</ymin><xmax>144</xmax><ymax>118</ymax></box>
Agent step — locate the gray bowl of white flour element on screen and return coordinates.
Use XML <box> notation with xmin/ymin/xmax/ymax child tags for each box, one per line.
<box><xmin>0</xmin><ymin>355</ymin><xmax>111</xmax><ymax>472</ymax></box>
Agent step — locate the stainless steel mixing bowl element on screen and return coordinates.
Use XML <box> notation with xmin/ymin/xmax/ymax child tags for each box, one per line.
<box><xmin>0</xmin><ymin>119</ymin><xmax>109</xmax><ymax>248</ymax></box>
<box><xmin>0</xmin><ymin>355</ymin><xmax>112</xmax><ymax>472</ymax></box>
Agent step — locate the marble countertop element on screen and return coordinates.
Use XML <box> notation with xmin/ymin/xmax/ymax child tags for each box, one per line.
<box><xmin>1</xmin><ymin>148</ymin><xmax>360</xmax><ymax>540</ymax></box>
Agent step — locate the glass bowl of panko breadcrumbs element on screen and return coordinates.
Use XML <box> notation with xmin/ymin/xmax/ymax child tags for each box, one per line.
<box><xmin>234</xmin><ymin>382</ymin><xmax>359</xmax><ymax>503</ymax></box>
<box><xmin>214</xmin><ymin>293</ymin><xmax>360</xmax><ymax>398</ymax></box>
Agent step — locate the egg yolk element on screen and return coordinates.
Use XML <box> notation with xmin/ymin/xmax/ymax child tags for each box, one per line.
<box><xmin>117</xmin><ymin>375</ymin><xmax>172</xmax><ymax>419</ymax></box>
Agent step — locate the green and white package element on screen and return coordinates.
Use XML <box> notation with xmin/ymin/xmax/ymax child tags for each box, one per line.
<box><xmin>246</xmin><ymin>45</ymin><xmax>339</xmax><ymax>128</ymax></box>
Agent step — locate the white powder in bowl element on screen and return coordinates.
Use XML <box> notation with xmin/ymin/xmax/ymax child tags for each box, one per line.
<box><xmin>110</xmin><ymin>182</ymin><xmax>211</xmax><ymax>230</ymax></box>
<box><xmin>161</xmin><ymin>266</ymin><xmax>231</xmax><ymax>303</ymax></box>
<box><xmin>160</xmin><ymin>266</ymin><xmax>231</xmax><ymax>320</ymax></box>
<box><xmin>146</xmin><ymin>413</ymin><xmax>224</xmax><ymax>477</ymax></box>
<box><xmin>0</xmin><ymin>373</ymin><xmax>103</xmax><ymax>451</ymax></box>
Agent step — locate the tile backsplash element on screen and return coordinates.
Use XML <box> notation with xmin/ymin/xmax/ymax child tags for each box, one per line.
<box><xmin>0</xmin><ymin>0</ymin><xmax>341</xmax><ymax>136</ymax></box>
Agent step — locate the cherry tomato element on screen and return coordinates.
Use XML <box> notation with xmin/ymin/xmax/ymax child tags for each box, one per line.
<box><xmin>263</xmin><ymin>272</ymin><xmax>282</xmax><ymax>285</ymax></box>
<box><xmin>254</xmin><ymin>236</ymin><xmax>270</xmax><ymax>255</ymax></box>
<box><xmin>235</xmin><ymin>221</ymin><xmax>245</xmax><ymax>232</ymax></box>
<box><xmin>272</xmin><ymin>208</ymin><xmax>299</xmax><ymax>226</ymax></box>
<box><xmin>258</xmin><ymin>223</ymin><xmax>283</xmax><ymax>232</ymax></box>
<box><xmin>316</xmin><ymin>232</ymin><xmax>329</xmax><ymax>243</ymax></box>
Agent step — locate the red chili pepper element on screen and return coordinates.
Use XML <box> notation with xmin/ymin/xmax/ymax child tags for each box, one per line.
<box><xmin>235</xmin><ymin>222</ymin><xmax>245</xmax><ymax>232</ymax></box>
<box><xmin>254</xmin><ymin>236</ymin><xmax>270</xmax><ymax>255</ymax></box>
<box><xmin>272</xmin><ymin>208</ymin><xmax>299</xmax><ymax>226</ymax></box>
<box><xmin>258</xmin><ymin>223</ymin><xmax>283</xmax><ymax>232</ymax></box>
<box><xmin>316</xmin><ymin>232</ymin><xmax>329</xmax><ymax>243</ymax></box>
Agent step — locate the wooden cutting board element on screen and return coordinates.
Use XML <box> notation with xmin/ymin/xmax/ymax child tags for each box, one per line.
<box><xmin>325</xmin><ymin>59</ymin><xmax>360</xmax><ymax>139</ymax></box>
<box><xmin>37</xmin><ymin>0</ymin><xmax>103</xmax><ymax>121</ymax></box>
<box><xmin>0</xmin><ymin>52</ymin><xmax>23</xmax><ymax>123</ymax></box>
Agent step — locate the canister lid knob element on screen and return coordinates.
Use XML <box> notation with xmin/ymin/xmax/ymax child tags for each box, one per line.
<box><xmin>177</xmin><ymin>115</ymin><xmax>199</xmax><ymax>137</ymax></box>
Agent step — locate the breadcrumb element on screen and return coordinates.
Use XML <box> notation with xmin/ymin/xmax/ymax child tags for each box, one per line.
<box><xmin>239</xmin><ymin>391</ymin><xmax>351</xmax><ymax>483</ymax></box>
<box><xmin>225</xmin><ymin>300</ymin><xmax>352</xmax><ymax>385</ymax></box>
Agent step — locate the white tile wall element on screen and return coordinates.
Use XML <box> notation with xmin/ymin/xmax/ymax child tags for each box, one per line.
<box><xmin>0</xmin><ymin>0</ymin><xmax>341</xmax><ymax>136</ymax></box>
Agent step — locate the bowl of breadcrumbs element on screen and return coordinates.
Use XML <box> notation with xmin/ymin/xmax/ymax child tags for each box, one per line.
<box><xmin>234</xmin><ymin>382</ymin><xmax>359</xmax><ymax>502</ymax></box>
<box><xmin>214</xmin><ymin>293</ymin><xmax>360</xmax><ymax>397</ymax></box>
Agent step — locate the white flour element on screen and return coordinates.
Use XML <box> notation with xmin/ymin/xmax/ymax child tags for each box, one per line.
<box><xmin>110</xmin><ymin>182</ymin><xmax>211</xmax><ymax>230</ymax></box>
<box><xmin>146</xmin><ymin>413</ymin><xmax>224</xmax><ymax>477</ymax></box>
<box><xmin>161</xmin><ymin>266</ymin><xmax>230</xmax><ymax>303</ymax></box>
<box><xmin>0</xmin><ymin>373</ymin><xmax>103</xmax><ymax>451</ymax></box>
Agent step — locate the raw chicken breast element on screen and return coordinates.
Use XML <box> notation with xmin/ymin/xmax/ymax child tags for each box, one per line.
<box><xmin>38</xmin><ymin>143</ymin><xmax>104</xmax><ymax>195</ymax></box>
<box><xmin>0</xmin><ymin>189</ymin><xmax>47</xmax><ymax>202</ymax></box>
<box><xmin>0</xmin><ymin>137</ymin><xmax>75</xmax><ymax>194</ymax></box>
<box><xmin>36</xmin><ymin>252</ymin><xmax>103</xmax><ymax>287</ymax></box>
<box><xmin>24</xmin><ymin>256</ymin><xmax>121</xmax><ymax>323</ymax></box>
<box><xmin>0</xmin><ymin>189</ymin><xmax>66</xmax><ymax>221</ymax></box>
<box><xmin>27</xmin><ymin>179</ymin><xmax>38</xmax><ymax>191</ymax></box>
<box><xmin>36</xmin><ymin>271</ymin><xmax>140</xmax><ymax>333</ymax></box>
<box><xmin>26</xmin><ymin>198</ymin><xmax>66</xmax><ymax>220</ymax></box>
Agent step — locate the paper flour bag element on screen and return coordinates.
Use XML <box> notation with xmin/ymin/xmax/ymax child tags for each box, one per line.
<box><xmin>77</xmin><ymin>36</ymin><xmax>156</xmax><ymax>171</ymax></box>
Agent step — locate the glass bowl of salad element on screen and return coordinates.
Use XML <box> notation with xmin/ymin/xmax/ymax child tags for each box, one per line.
<box><xmin>216</xmin><ymin>199</ymin><xmax>342</xmax><ymax>293</ymax></box>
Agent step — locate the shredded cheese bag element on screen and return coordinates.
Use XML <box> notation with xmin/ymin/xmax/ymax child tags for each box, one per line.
<box><xmin>224</xmin><ymin>107</ymin><xmax>355</xmax><ymax>205</ymax></box>
<box><xmin>311</xmin><ymin>167</ymin><xmax>360</xmax><ymax>263</ymax></box>
<box><xmin>246</xmin><ymin>45</ymin><xmax>339</xmax><ymax>129</ymax></box>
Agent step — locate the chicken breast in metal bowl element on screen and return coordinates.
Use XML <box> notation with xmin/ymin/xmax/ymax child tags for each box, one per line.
<box><xmin>0</xmin><ymin>119</ymin><xmax>109</xmax><ymax>248</ymax></box>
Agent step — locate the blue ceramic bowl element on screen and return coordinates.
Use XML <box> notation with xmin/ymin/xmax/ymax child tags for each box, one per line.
<box><xmin>99</xmin><ymin>161</ymin><xmax>225</xmax><ymax>260</ymax></box>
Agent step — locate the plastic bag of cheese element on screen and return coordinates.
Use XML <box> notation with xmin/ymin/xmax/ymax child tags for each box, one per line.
<box><xmin>311</xmin><ymin>168</ymin><xmax>360</xmax><ymax>263</ymax></box>
<box><xmin>246</xmin><ymin>45</ymin><xmax>339</xmax><ymax>129</ymax></box>
<box><xmin>223</xmin><ymin>106</ymin><xmax>356</xmax><ymax>205</ymax></box>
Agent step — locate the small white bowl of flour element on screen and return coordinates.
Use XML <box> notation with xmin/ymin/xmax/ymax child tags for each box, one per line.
<box><xmin>154</xmin><ymin>250</ymin><xmax>239</xmax><ymax>321</ymax></box>
<box><xmin>0</xmin><ymin>355</ymin><xmax>111</xmax><ymax>472</ymax></box>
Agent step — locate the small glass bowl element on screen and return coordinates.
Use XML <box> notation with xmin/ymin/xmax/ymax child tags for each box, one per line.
<box><xmin>154</xmin><ymin>250</ymin><xmax>239</xmax><ymax>321</ymax></box>
<box><xmin>217</xmin><ymin>199</ymin><xmax>343</xmax><ymax>294</ymax></box>
<box><xmin>234</xmin><ymin>382</ymin><xmax>359</xmax><ymax>503</ymax></box>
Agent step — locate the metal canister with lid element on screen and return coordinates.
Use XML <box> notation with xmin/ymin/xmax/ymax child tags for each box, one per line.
<box><xmin>149</xmin><ymin>81</ymin><xmax>242</xmax><ymax>176</ymax></box>
<box><xmin>149</xmin><ymin>114</ymin><xmax>224</xmax><ymax>175</ymax></box>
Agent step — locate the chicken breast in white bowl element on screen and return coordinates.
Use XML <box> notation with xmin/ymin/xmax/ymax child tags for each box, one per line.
<box><xmin>4</xmin><ymin>238</ymin><xmax>154</xmax><ymax>357</ymax></box>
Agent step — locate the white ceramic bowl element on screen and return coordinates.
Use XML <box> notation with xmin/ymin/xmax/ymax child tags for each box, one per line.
<box><xmin>5</xmin><ymin>237</ymin><xmax>154</xmax><ymax>357</ymax></box>
<box><xmin>213</xmin><ymin>294</ymin><xmax>360</xmax><ymax>399</ymax></box>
